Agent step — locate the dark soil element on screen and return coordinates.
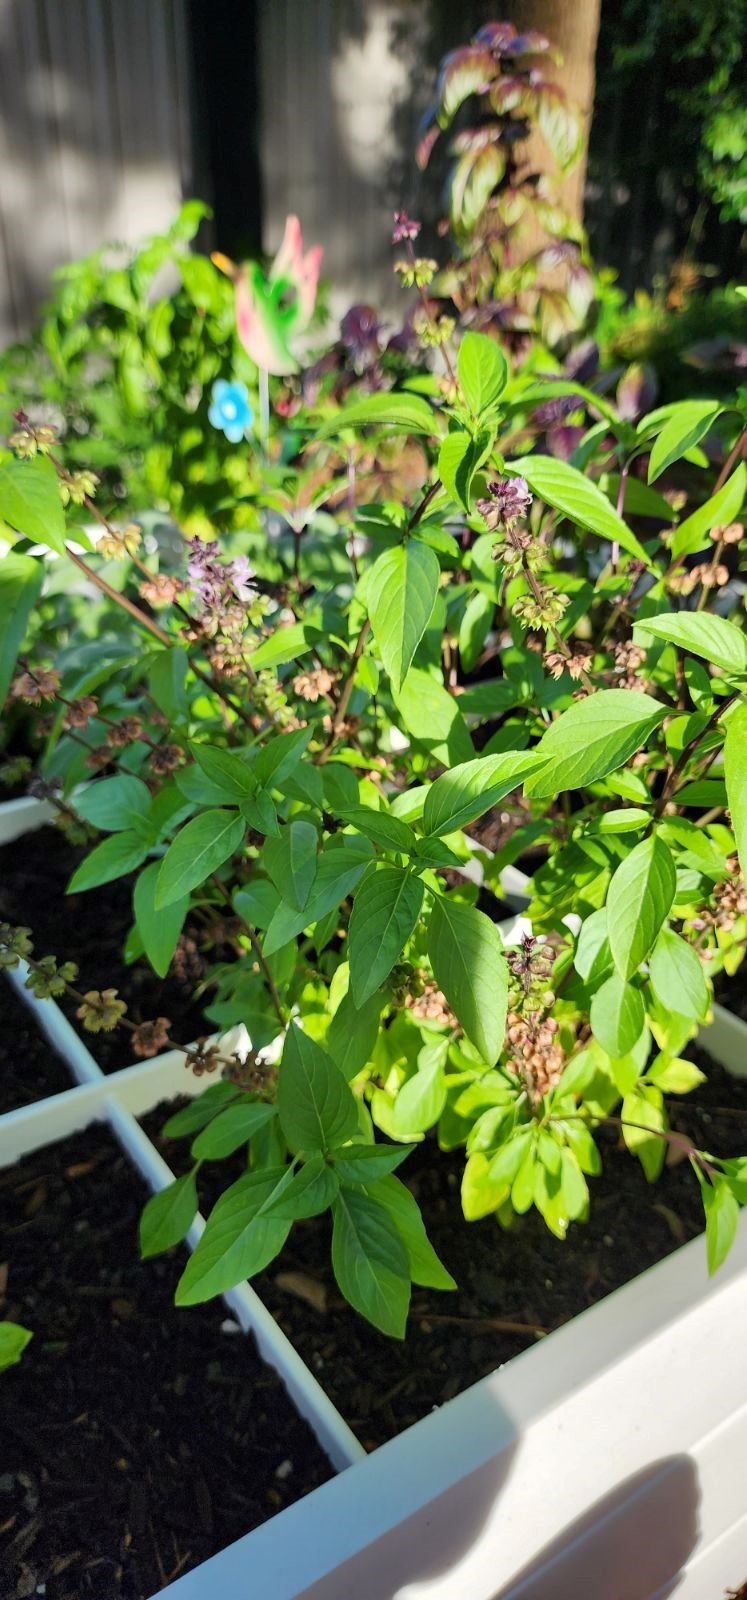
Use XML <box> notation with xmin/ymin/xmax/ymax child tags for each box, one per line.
<box><xmin>0</xmin><ymin>976</ymin><xmax>73</xmax><ymax>1114</ymax></box>
<box><xmin>0</xmin><ymin>1124</ymin><xmax>332</xmax><ymax>1600</ymax></box>
<box><xmin>144</xmin><ymin>1044</ymin><xmax>747</xmax><ymax>1453</ymax></box>
<box><xmin>0</xmin><ymin>828</ymin><xmax>210</xmax><ymax>1072</ymax></box>
<box><xmin>716</xmin><ymin>970</ymin><xmax>747</xmax><ymax>1023</ymax></box>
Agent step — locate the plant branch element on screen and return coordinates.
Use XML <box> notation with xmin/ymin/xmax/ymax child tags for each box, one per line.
<box><xmin>318</xmin><ymin>620</ymin><xmax>370</xmax><ymax>763</ymax></box>
<box><xmin>654</xmin><ymin>691</ymin><xmax>739</xmax><ymax>817</ymax></box>
<box><xmin>209</xmin><ymin>873</ymin><xmax>287</xmax><ymax>1028</ymax></box>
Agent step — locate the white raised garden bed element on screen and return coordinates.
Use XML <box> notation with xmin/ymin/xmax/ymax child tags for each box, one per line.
<box><xmin>2</xmin><ymin>796</ymin><xmax>747</xmax><ymax>1599</ymax></box>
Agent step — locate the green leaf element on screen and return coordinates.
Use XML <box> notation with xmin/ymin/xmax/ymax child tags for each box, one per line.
<box><xmin>263</xmin><ymin>820</ymin><xmax>318</xmax><ymax>911</ymax></box>
<box><xmin>0</xmin><ymin>455</ymin><xmax>66</xmax><ymax>553</ymax></box>
<box><xmin>133</xmin><ymin>861</ymin><xmax>189</xmax><ymax>979</ymax></box>
<box><xmin>725</xmin><ymin>703</ymin><xmax>747</xmax><ymax>878</ymax></box>
<box><xmin>365</xmin><ymin>1173</ymin><xmax>456</xmax><ymax>1290</ymax></box>
<box><xmin>340</xmin><ymin>806</ymin><xmax>416</xmax><ymax>856</ymax></box>
<box><xmin>672</xmin><ymin>461</ymin><xmax>746</xmax><ymax>559</ymax></box>
<box><xmin>252</xmin><ymin>726</ymin><xmax>313</xmax><ymax>789</ymax></box>
<box><xmin>647</xmin><ymin>401</ymin><xmax>722</xmax><ymax>483</ymax></box>
<box><xmin>190</xmin><ymin>743</ymin><xmax>257</xmax><ymax>799</ymax></box>
<box><xmin>391</xmin><ymin>1056</ymin><xmax>447</xmax><ymax>1136</ymax></box>
<box><xmin>573</xmin><ymin>907</ymin><xmax>614</xmax><ymax>985</ymax></box>
<box><xmin>327</xmin><ymin>985</ymin><xmax>383</xmax><ymax>1080</ymax></box>
<box><xmin>75</xmin><ymin>774</ymin><xmax>152</xmax><ymax>833</ymax></box>
<box><xmin>175</xmin><ymin>1168</ymin><xmax>291</xmax><ymax>1304</ymax></box>
<box><xmin>438</xmin><ymin>428</ymin><xmax>493</xmax><ymax>512</ymax></box>
<box><xmin>586</xmin><ymin>807</ymin><xmax>651</xmax><ymax>835</ymax></box>
<box><xmin>0</xmin><ymin>554</ymin><xmax>43</xmax><ymax>708</ymax></box>
<box><xmin>607</xmin><ymin>835</ymin><xmax>676</xmax><ymax>979</ymax></box>
<box><xmin>249</xmin><ymin>623</ymin><xmax>315</xmax><ymax>671</ymax></box>
<box><xmin>155</xmin><ymin>809</ymin><xmax>245</xmax><ymax>909</ymax></box>
<box><xmin>262</xmin><ymin>836</ymin><xmax>374</xmax><ymax>956</ymax></box>
<box><xmin>648</xmin><ymin>929</ymin><xmax>709</xmax><ymax>1021</ymax></box>
<box><xmin>525</xmin><ymin>690</ymin><xmax>667</xmax><ymax>799</ymax></box>
<box><xmin>590</xmin><ymin>974</ymin><xmax>645</xmax><ymax>1058</ymax></box>
<box><xmin>423</xmin><ymin>749</ymin><xmax>548</xmax><ymax>837</ymax></box>
<box><xmin>393</xmin><ymin>667</ymin><xmax>474</xmax><ymax>764</ymax></box>
<box><xmin>458</xmin><ymin>589</ymin><xmax>494</xmax><ymax>672</ymax></box>
<box><xmin>621</xmin><ymin>1088</ymin><xmax>666</xmax><ymax>1181</ymax></box>
<box><xmin>162</xmin><ymin>1083</ymin><xmax>240</xmax><ymax>1138</ymax></box>
<box><xmin>647</xmin><ymin>1054</ymin><xmax>706</xmax><ymax>1093</ymax></box>
<box><xmin>0</xmin><ymin>1321</ymin><xmax>33</xmax><ymax>1372</ymax></box>
<box><xmin>331</xmin><ymin>1189</ymin><xmax>410</xmax><ymax>1338</ymax></box>
<box><xmin>316</xmin><ymin>391</ymin><xmax>437</xmax><ymax>439</ymax></box>
<box><xmin>427</xmin><ymin>895</ymin><xmax>507</xmax><ymax>1064</ymax></box>
<box><xmin>367</xmin><ymin>540</ymin><xmax>440</xmax><ymax>690</ymax></box>
<box><xmin>67</xmin><ymin>830</ymin><xmax>149</xmax><ymax>893</ymax></box>
<box><xmin>701</xmin><ymin>1174</ymin><xmax>740</xmax><ymax>1274</ymax></box>
<box><xmin>634</xmin><ymin>612</ymin><xmax>747</xmax><ymax>677</ymax></box>
<box><xmin>139</xmin><ymin>1172</ymin><xmax>198</xmax><ymax>1258</ymax></box>
<box><xmin>191</xmin><ymin>1102</ymin><xmax>277</xmax><ymax>1159</ymax></box>
<box><xmin>278</xmin><ymin>1024</ymin><xmax>359</xmax><ymax>1154</ymax></box>
<box><xmin>507</xmin><ymin>455</ymin><xmax>649</xmax><ymax>563</ymax></box>
<box><xmin>330</xmin><ymin>1143</ymin><xmax>413</xmax><ymax>1183</ymax></box>
<box><xmin>349</xmin><ymin>866</ymin><xmax>425</xmax><ymax>1007</ymax></box>
<box><xmin>458</xmin><ymin>331</ymin><xmax>508</xmax><ymax>415</ymax></box>
<box><xmin>263</xmin><ymin>1155</ymin><xmax>339</xmax><ymax>1220</ymax></box>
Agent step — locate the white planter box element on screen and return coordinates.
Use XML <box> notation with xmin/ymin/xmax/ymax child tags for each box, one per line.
<box><xmin>3</xmin><ymin>796</ymin><xmax>747</xmax><ymax>1600</ymax></box>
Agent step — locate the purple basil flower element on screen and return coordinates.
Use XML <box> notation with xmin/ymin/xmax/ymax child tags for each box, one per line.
<box><xmin>476</xmin><ymin>475</ymin><xmax>533</xmax><ymax>531</ymax></box>
<box><xmin>392</xmin><ymin>211</ymin><xmax>421</xmax><ymax>244</ymax></box>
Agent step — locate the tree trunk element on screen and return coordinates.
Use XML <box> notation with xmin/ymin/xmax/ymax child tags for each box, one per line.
<box><xmin>504</xmin><ymin>0</ymin><xmax>602</xmax><ymax>227</ymax></box>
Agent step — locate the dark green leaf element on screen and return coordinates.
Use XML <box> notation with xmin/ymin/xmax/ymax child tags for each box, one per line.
<box><xmin>262</xmin><ymin>836</ymin><xmax>374</xmax><ymax>956</ymax></box>
<box><xmin>140</xmin><ymin>1172</ymin><xmax>198</xmax><ymax>1258</ymax></box>
<box><xmin>278</xmin><ymin>1025</ymin><xmax>359</xmax><ymax>1153</ymax></box>
<box><xmin>340</xmin><ymin>806</ymin><xmax>416</xmax><ymax>856</ymax></box>
<box><xmin>155</xmin><ymin>809</ymin><xmax>245</xmax><ymax>909</ymax></box>
<box><xmin>263</xmin><ymin>820</ymin><xmax>318</xmax><ymax>911</ymax></box>
<box><xmin>457</xmin><ymin>331</ymin><xmax>508</xmax><ymax>415</ymax></box>
<box><xmin>330</xmin><ymin>1143</ymin><xmax>413</xmax><ymax>1183</ymax></box>
<box><xmin>507</xmin><ymin>455</ymin><xmax>649</xmax><ymax>563</ymax></box>
<box><xmin>0</xmin><ymin>555</ymin><xmax>43</xmax><ymax>708</ymax></box>
<box><xmin>367</xmin><ymin>540</ymin><xmax>440</xmax><ymax>690</ymax></box>
<box><xmin>327</xmin><ymin>985</ymin><xmax>383</xmax><ymax>1080</ymax></box>
<box><xmin>75</xmin><ymin>774</ymin><xmax>151</xmax><ymax>833</ymax></box>
<box><xmin>424</xmin><ymin>749</ymin><xmax>548</xmax><ymax>837</ymax></box>
<box><xmin>133</xmin><ymin>861</ymin><xmax>189</xmax><ymax>979</ymax></box>
<box><xmin>263</xmin><ymin>1155</ymin><xmax>339</xmax><ymax>1220</ymax></box>
<box><xmin>647</xmin><ymin>401</ymin><xmax>722</xmax><ymax>483</ymax></box>
<box><xmin>190</xmin><ymin>743</ymin><xmax>257</xmax><ymax>799</ymax></box>
<box><xmin>393</xmin><ymin>668</ymin><xmax>474</xmax><ymax>764</ymax></box>
<box><xmin>175</xmin><ymin>1168</ymin><xmax>291</xmax><ymax>1304</ymax></box>
<box><xmin>525</xmin><ymin>690</ymin><xmax>667</xmax><ymax>799</ymax></box>
<box><xmin>331</xmin><ymin>1189</ymin><xmax>410</xmax><ymax>1337</ymax></box>
<box><xmin>349</xmin><ymin>866</ymin><xmax>424</xmax><ymax>1006</ymax></box>
<box><xmin>607</xmin><ymin>834</ymin><xmax>676</xmax><ymax>979</ymax></box>
<box><xmin>365</xmin><ymin>1174</ymin><xmax>456</xmax><ymax>1289</ymax></box>
<box><xmin>634</xmin><ymin>612</ymin><xmax>747</xmax><ymax>676</ymax></box>
<box><xmin>316</xmin><ymin>391</ymin><xmax>437</xmax><ymax>439</ymax></box>
<box><xmin>191</xmin><ymin>1102</ymin><xmax>277</xmax><ymax>1159</ymax></box>
<box><xmin>427</xmin><ymin>895</ymin><xmax>507</xmax><ymax>1064</ymax></box>
<box><xmin>162</xmin><ymin>1083</ymin><xmax>241</xmax><ymax>1138</ymax></box>
<box><xmin>67</xmin><ymin>830</ymin><xmax>149</xmax><ymax>893</ymax></box>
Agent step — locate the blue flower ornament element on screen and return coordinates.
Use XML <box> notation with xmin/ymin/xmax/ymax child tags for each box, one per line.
<box><xmin>208</xmin><ymin>379</ymin><xmax>254</xmax><ymax>443</ymax></box>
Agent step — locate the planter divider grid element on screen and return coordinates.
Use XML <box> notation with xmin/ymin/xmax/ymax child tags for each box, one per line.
<box><xmin>3</xmin><ymin>794</ymin><xmax>747</xmax><ymax>1597</ymax></box>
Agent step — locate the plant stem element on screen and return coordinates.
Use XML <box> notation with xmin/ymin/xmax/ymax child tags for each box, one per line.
<box><xmin>654</xmin><ymin>691</ymin><xmax>739</xmax><ymax>817</ymax></box>
<box><xmin>64</xmin><ymin>547</ymin><xmax>171</xmax><ymax>645</ymax></box>
<box><xmin>407</xmin><ymin>477</ymin><xmax>442</xmax><ymax>532</ymax></box>
<box><xmin>209</xmin><ymin>873</ymin><xmax>287</xmax><ymax>1028</ymax></box>
<box><xmin>318</xmin><ymin>620</ymin><xmax>370</xmax><ymax>763</ymax></box>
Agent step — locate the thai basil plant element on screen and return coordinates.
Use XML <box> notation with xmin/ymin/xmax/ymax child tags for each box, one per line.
<box><xmin>1</xmin><ymin>307</ymin><xmax>747</xmax><ymax>1337</ymax></box>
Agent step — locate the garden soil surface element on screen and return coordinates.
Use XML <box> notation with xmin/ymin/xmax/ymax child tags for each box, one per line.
<box><xmin>0</xmin><ymin>827</ymin><xmax>210</xmax><ymax>1073</ymax></box>
<box><xmin>0</xmin><ymin>1125</ymin><xmax>332</xmax><ymax>1600</ymax></box>
<box><xmin>144</xmin><ymin>1040</ymin><xmax>747</xmax><ymax>1453</ymax></box>
<box><xmin>0</xmin><ymin>977</ymin><xmax>72</xmax><ymax>1114</ymax></box>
